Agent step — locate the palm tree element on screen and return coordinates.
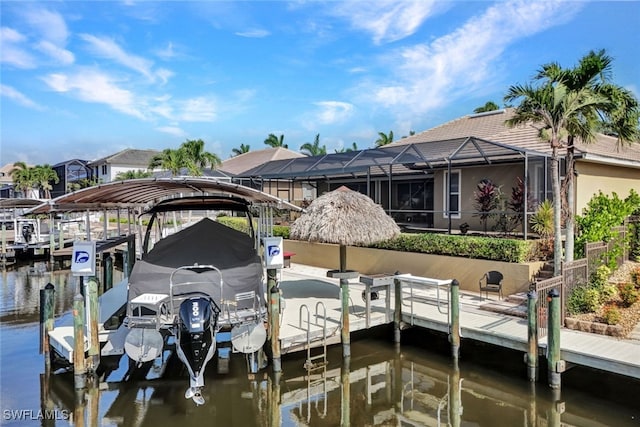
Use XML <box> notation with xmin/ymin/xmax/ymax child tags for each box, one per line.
<box><xmin>148</xmin><ymin>148</ymin><xmax>187</xmax><ymax>176</ymax></box>
<box><xmin>11</xmin><ymin>162</ymin><xmax>37</xmax><ymax>198</ymax></box>
<box><xmin>179</xmin><ymin>139</ymin><xmax>221</xmax><ymax>175</ymax></box>
<box><xmin>335</xmin><ymin>142</ymin><xmax>359</xmax><ymax>153</ymax></box>
<box><xmin>32</xmin><ymin>164</ymin><xmax>59</xmax><ymax>199</ymax></box>
<box><xmin>232</xmin><ymin>144</ymin><xmax>251</xmax><ymax>156</ymax></box>
<box><xmin>264</xmin><ymin>133</ymin><xmax>287</xmax><ymax>148</ymax></box>
<box><xmin>115</xmin><ymin>170</ymin><xmax>153</xmax><ymax>180</ymax></box>
<box><xmin>473</xmin><ymin>101</ymin><xmax>500</xmax><ymax>113</ymax></box>
<box><xmin>375</xmin><ymin>131</ymin><xmax>394</xmax><ymax>147</ymax></box>
<box><xmin>300</xmin><ymin>134</ymin><xmax>326</xmax><ymax>156</ymax></box>
<box><xmin>504</xmin><ymin>72</ymin><xmax>611</xmax><ymax>274</ymax></box>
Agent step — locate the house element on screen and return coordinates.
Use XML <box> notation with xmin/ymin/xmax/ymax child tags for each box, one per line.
<box><xmin>51</xmin><ymin>159</ymin><xmax>91</xmax><ymax>198</ymax></box>
<box><xmin>87</xmin><ymin>149</ymin><xmax>160</xmax><ymax>183</ymax></box>
<box><xmin>220</xmin><ymin>147</ymin><xmax>313</xmax><ymax>204</ymax></box>
<box><xmin>239</xmin><ymin>109</ymin><xmax>640</xmax><ymax>234</ymax></box>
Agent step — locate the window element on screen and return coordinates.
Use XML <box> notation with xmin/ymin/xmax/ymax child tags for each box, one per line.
<box><xmin>443</xmin><ymin>170</ymin><xmax>461</xmax><ymax>218</ymax></box>
<box><xmin>101</xmin><ymin>165</ymin><xmax>107</xmax><ymax>175</ymax></box>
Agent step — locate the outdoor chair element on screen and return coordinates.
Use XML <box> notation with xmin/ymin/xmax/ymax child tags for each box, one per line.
<box><xmin>479</xmin><ymin>270</ymin><xmax>504</xmax><ymax>300</ymax></box>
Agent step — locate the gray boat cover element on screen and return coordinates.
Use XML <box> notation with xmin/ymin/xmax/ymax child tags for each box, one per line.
<box><xmin>128</xmin><ymin>218</ymin><xmax>264</xmax><ymax>309</ymax></box>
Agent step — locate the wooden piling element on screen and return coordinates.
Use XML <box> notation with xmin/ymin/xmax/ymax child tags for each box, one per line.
<box><xmin>73</xmin><ymin>293</ymin><xmax>86</xmax><ymax>389</ymax></box>
<box><xmin>394</xmin><ymin>278</ymin><xmax>402</xmax><ymax>344</ymax></box>
<box><xmin>40</xmin><ymin>283</ymin><xmax>55</xmax><ymax>375</ymax></box>
<box><xmin>526</xmin><ymin>290</ymin><xmax>539</xmax><ymax>381</ymax></box>
<box><xmin>340</xmin><ymin>278</ymin><xmax>350</xmax><ymax>358</ymax></box>
<box><xmin>547</xmin><ymin>289</ymin><xmax>563</xmax><ymax>389</ymax></box>
<box><xmin>86</xmin><ymin>277</ymin><xmax>100</xmax><ymax>371</ymax></box>
<box><xmin>449</xmin><ymin>279</ymin><xmax>460</xmax><ymax>361</ymax></box>
<box><xmin>268</xmin><ymin>371</ymin><xmax>281</xmax><ymax>427</ymax></box>
<box><xmin>267</xmin><ymin>268</ymin><xmax>281</xmax><ymax>373</ymax></box>
<box><xmin>102</xmin><ymin>254</ymin><xmax>113</xmax><ymax>292</ymax></box>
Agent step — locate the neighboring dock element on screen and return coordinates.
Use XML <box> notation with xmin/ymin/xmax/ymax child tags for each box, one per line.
<box><xmin>278</xmin><ymin>263</ymin><xmax>640</xmax><ymax>381</ymax></box>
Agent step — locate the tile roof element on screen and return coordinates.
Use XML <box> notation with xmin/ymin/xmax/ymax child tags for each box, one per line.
<box><xmin>87</xmin><ymin>148</ymin><xmax>160</xmax><ymax>166</ymax></box>
<box><xmin>220</xmin><ymin>147</ymin><xmax>306</xmax><ymax>175</ymax></box>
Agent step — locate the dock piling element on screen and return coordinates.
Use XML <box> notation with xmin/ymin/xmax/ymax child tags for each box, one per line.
<box><xmin>393</xmin><ymin>277</ymin><xmax>402</xmax><ymax>344</ymax></box>
<box><xmin>86</xmin><ymin>277</ymin><xmax>100</xmax><ymax>371</ymax></box>
<box><xmin>340</xmin><ymin>277</ymin><xmax>350</xmax><ymax>358</ymax></box>
<box><xmin>73</xmin><ymin>293</ymin><xmax>86</xmax><ymax>389</ymax></box>
<box><xmin>547</xmin><ymin>289</ymin><xmax>563</xmax><ymax>389</ymax></box>
<box><xmin>40</xmin><ymin>283</ymin><xmax>55</xmax><ymax>375</ymax></box>
<box><xmin>526</xmin><ymin>290</ymin><xmax>539</xmax><ymax>381</ymax></box>
<box><xmin>267</xmin><ymin>268</ymin><xmax>282</xmax><ymax>373</ymax></box>
<box><xmin>102</xmin><ymin>253</ymin><xmax>113</xmax><ymax>292</ymax></box>
<box><xmin>449</xmin><ymin>279</ymin><xmax>460</xmax><ymax>361</ymax></box>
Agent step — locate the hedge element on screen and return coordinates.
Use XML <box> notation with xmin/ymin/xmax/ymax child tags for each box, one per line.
<box><xmin>216</xmin><ymin>216</ymin><xmax>289</xmax><ymax>239</ymax></box>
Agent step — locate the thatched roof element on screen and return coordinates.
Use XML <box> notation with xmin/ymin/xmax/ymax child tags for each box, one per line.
<box><xmin>290</xmin><ymin>186</ymin><xmax>400</xmax><ymax>246</ymax></box>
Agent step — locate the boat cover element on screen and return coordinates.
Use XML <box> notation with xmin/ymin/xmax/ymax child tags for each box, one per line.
<box><xmin>128</xmin><ymin>218</ymin><xmax>264</xmax><ymax>309</ymax></box>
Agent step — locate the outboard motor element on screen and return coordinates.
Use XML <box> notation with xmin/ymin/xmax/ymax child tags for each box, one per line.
<box><xmin>176</xmin><ymin>296</ymin><xmax>220</xmax><ymax>405</ymax></box>
<box><xmin>21</xmin><ymin>223</ymin><xmax>34</xmax><ymax>244</ymax></box>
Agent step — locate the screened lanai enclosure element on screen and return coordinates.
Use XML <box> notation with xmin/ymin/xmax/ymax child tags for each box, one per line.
<box><xmin>239</xmin><ymin>137</ymin><xmax>554</xmax><ymax>238</ymax></box>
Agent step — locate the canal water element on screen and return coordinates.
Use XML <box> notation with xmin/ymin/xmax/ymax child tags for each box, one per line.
<box><xmin>1</xmin><ymin>261</ymin><xmax>639</xmax><ymax>426</ymax></box>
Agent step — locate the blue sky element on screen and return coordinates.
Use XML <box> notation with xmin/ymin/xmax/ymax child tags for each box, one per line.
<box><xmin>1</xmin><ymin>1</ymin><xmax>638</xmax><ymax>166</ymax></box>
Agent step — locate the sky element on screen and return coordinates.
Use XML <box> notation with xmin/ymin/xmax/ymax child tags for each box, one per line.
<box><xmin>1</xmin><ymin>1</ymin><xmax>639</xmax><ymax>166</ymax></box>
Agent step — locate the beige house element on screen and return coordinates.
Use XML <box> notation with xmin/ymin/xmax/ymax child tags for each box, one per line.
<box><xmin>240</xmin><ymin>109</ymin><xmax>640</xmax><ymax>235</ymax></box>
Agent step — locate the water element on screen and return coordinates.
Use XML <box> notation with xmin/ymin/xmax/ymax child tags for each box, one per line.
<box><xmin>1</xmin><ymin>261</ymin><xmax>639</xmax><ymax>426</ymax></box>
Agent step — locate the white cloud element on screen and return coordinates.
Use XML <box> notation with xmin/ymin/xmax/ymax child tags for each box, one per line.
<box><xmin>0</xmin><ymin>84</ymin><xmax>45</xmax><ymax>110</ymax></box>
<box><xmin>177</xmin><ymin>97</ymin><xmax>217</xmax><ymax>122</ymax></box>
<box><xmin>331</xmin><ymin>1</ymin><xmax>442</xmax><ymax>44</ymax></box>
<box><xmin>313</xmin><ymin>101</ymin><xmax>354</xmax><ymax>125</ymax></box>
<box><xmin>156</xmin><ymin>126</ymin><xmax>187</xmax><ymax>137</ymax></box>
<box><xmin>42</xmin><ymin>69</ymin><xmax>147</xmax><ymax>119</ymax></box>
<box><xmin>0</xmin><ymin>27</ymin><xmax>37</xmax><ymax>68</ymax></box>
<box><xmin>23</xmin><ymin>7</ymin><xmax>69</xmax><ymax>45</ymax></box>
<box><xmin>361</xmin><ymin>0</ymin><xmax>582</xmax><ymax>116</ymax></box>
<box><xmin>235</xmin><ymin>29</ymin><xmax>270</xmax><ymax>38</ymax></box>
<box><xmin>35</xmin><ymin>40</ymin><xmax>74</xmax><ymax>65</ymax></box>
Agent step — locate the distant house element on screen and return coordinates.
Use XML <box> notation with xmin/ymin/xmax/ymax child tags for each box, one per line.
<box><xmin>51</xmin><ymin>159</ymin><xmax>91</xmax><ymax>198</ymax></box>
<box><xmin>220</xmin><ymin>147</ymin><xmax>313</xmax><ymax>204</ymax></box>
<box><xmin>240</xmin><ymin>109</ymin><xmax>640</xmax><ymax>234</ymax></box>
<box><xmin>87</xmin><ymin>149</ymin><xmax>160</xmax><ymax>183</ymax></box>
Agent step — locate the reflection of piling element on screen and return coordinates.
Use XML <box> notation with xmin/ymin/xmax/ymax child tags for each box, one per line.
<box><xmin>87</xmin><ymin>278</ymin><xmax>100</xmax><ymax>372</ymax></box>
<box><xmin>74</xmin><ymin>388</ymin><xmax>85</xmax><ymax>426</ymax></box>
<box><xmin>527</xmin><ymin>382</ymin><xmax>537</xmax><ymax>427</ymax></box>
<box><xmin>73</xmin><ymin>293</ymin><xmax>86</xmax><ymax>389</ymax></box>
<box><xmin>393</xmin><ymin>278</ymin><xmax>402</xmax><ymax>344</ymax></box>
<box><xmin>39</xmin><ymin>374</ymin><xmax>54</xmax><ymax>427</ymax></box>
<box><xmin>267</xmin><ymin>268</ymin><xmax>282</xmax><ymax>373</ymax></box>
<box><xmin>526</xmin><ymin>290</ymin><xmax>539</xmax><ymax>381</ymax></box>
<box><xmin>40</xmin><ymin>283</ymin><xmax>55</xmax><ymax>375</ymax></box>
<box><xmin>268</xmin><ymin>371</ymin><xmax>282</xmax><ymax>427</ymax></box>
<box><xmin>449</xmin><ymin>361</ymin><xmax>462</xmax><ymax>427</ymax></box>
<box><xmin>449</xmin><ymin>279</ymin><xmax>460</xmax><ymax>361</ymax></box>
<box><xmin>340</xmin><ymin>356</ymin><xmax>350</xmax><ymax>427</ymax></box>
<box><xmin>547</xmin><ymin>289</ymin><xmax>563</xmax><ymax>389</ymax></box>
<box><xmin>102</xmin><ymin>254</ymin><xmax>113</xmax><ymax>292</ymax></box>
<box><xmin>547</xmin><ymin>388</ymin><xmax>564</xmax><ymax>427</ymax></box>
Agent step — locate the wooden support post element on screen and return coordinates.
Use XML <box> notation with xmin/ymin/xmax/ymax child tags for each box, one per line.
<box><xmin>40</xmin><ymin>283</ymin><xmax>55</xmax><ymax>376</ymax></box>
<box><xmin>526</xmin><ymin>290</ymin><xmax>539</xmax><ymax>381</ymax></box>
<box><xmin>394</xmin><ymin>277</ymin><xmax>402</xmax><ymax>344</ymax></box>
<box><xmin>86</xmin><ymin>277</ymin><xmax>100</xmax><ymax>371</ymax></box>
<box><xmin>340</xmin><ymin>278</ymin><xmax>350</xmax><ymax>358</ymax></box>
<box><xmin>73</xmin><ymin>293</ymin><xmax>86</xmax><ymax>389</ymax></box>
<box><xmin>102</xmin><ymin>254</ymin><xmax>113</xmax><ymax>292</ymax></box>
<box><xmin>49</xmin><ymin>216</ymin><xmax>55</xmax><ymax>264</ymax></box>
<box><xmin>547</xmin><ymin>288</ymin><xmax>562</xmax><ymax>389</ymax></box>
<box><xmin>267</xmin><ymin>268</ymin><xmax>281</xmax><ymax>373</ymax></box>
<box><xmin>449</xmin><ymin>279</ymin><xmax>460</xmax><ymax>361</ymax></box>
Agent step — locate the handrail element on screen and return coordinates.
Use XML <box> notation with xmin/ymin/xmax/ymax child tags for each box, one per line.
<box><xmin>168</xmin><ymin>264</ymin><xmax>223</xmax><ymax>315</ymax></box>
<box><xmin>396</xmin><ymin>274</ymin><xmax>451</xmax><ymax>326</ymax></box>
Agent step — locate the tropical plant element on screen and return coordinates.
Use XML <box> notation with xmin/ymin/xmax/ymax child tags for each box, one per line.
<box><xmin>508</xmin><ymin>177</ymin><xmax>536</xmax><ymax>230</ymax></box>
<box><xmin>300</xmin><ymin>134</ymin><xmax>326</xmax><ymax>156</ymax></box>
<box><xmin>115</xmin><ymin>170</ymin><xmax>152</xmax><ymax>181</ymax></box>
<box><xmin>473</xmin><ymin>101</ymin><xmax>500</xmax><ymax>113</ymax></box>
<box><xmin>232</xmin><ymin>144</ymin><xmax>251</xmax><ymax>156</ymax></box>
<box><xmin>32</xmin><ymin>164</ymin><xmax>59</xmax><ymax>199</ymax></box>
<box><xmin>180</xmin><ymin>138</ymin><xmax>221</xmax><ymax>175</ymax></box>
<box><xmin>335</xmin><ymin>142</ymin><xmax>359</xmax><ymax>153</ymax></box>
<box><xmin>473</xmin><ymin>179</ymin><xmax>501</xmax><ymax>233</ymax></box>
<box><xmin>375</xmin><ymin>130</ymin><xmax>394</xmax><ymax>147</ymax></box>
<box><xmin>11</xmin><ymin>162</ymin><xmax>37</xmax><ymax>198</ymax></box>
<box><xmin>148</xmin><ymin>148</ymin><xmax>187</xmax><ymax>176</ymax></box>
<box><xmin>264</xmin><ymin>133</ymin><xmax>287</xmax><ymax>148</ymax></box>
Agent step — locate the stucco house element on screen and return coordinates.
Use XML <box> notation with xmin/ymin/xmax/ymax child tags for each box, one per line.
<box><xmin>239</xmin><ymin>109</ymin><xmax>640</xmax><ymax>235</ymax></box>
<box><xmin>87</xmin><ymin>149</ymin><xmax>160</xmax><ymax>183</ymax></box>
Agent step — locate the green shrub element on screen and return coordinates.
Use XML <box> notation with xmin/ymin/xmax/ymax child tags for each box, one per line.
<box><xmin>591</xmin><ymin>265</ymin><xmax>611</xmax><ymax>288</ymax></box>
<box><xmin>273</xmin><ymin>225</ymin><xmax>290</xmax><ymax>239</ymax></box>
<box><xmin>630</xmin><ymin>267</ymin><xmax>640</xmax><ymax>288</ymax></box>
<box><xmin>567</xmin><ymin>286</ymin><xmax>601</xmax><ymax>314</ymax></box>
<box><xmin>618</xmin><ymin>283</ymin><xmax>639</xmax><ymax>307</ymax></box>
<box><xmin>602</xmin><ymin>305</ymin><xmax>621</xmax><ymax>325</ymax></box>
<box><xmin>599</xmin><ymin>284</ymin><xmax>618</xmax><ymax>303</ymax></box>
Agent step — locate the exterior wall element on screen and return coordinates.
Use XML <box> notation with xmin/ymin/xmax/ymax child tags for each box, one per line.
<box><xmin>284</xmin><ymin>239</ymin><xmax>542</xmax><ymax>296</ymax></box>
<box><xmin>575</xmin><ymin>161</ymin><xmax>640</xmax><ymax>214</ymax></box>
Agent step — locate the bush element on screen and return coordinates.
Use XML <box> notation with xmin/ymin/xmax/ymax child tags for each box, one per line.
<box><xmin>618</xmin><ymin>283</ymin><xmax>639</xmax><ymax>307</ymax></box>
<box><xmin>602</xmin><ymin>305</ymin><xmax>621</xmax><ymax>325</ymax></box>
<box><xmin>630</xmin><ymin>267</ymin><xmax>640</xmax><ymax>288</ymax></box>
<box><xmin>591</xmin><ymin>265</ymin><xmax>611</xmax><ymax>288</ymax></box>
<box><xmin>567</xmin><ymin>286</ymin><xmax>602</xmax><ymax>314</ymax></box>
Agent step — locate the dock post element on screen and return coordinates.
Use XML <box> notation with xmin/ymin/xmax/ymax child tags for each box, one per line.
<box><xmin>40</xmin><ymin>283</ymin><xmax>55</xmax><ymax>375</ymax></box>
<box><xmin>86</xmin><ymin>277</ymin><xmax>100</xmax><ymax>372</ymax></box>
<box><xmin>268</xmin><ymin>371</ymin><xmax>281</xmax><ymax>427</ymax></box>
<box><xmin>1</xmin><ymin>222</ymin><xmax>6</xmax><ymax>267</ymax></box>
<box><xmin>73</xmin><ymin>293</ymin><xmax>86</xmax><ymax>390</ymax></box>
<box><xmin>547</xmin><ymin>288</ymin><xmax>563</xmax><ymax>389</ymax></box>
<box><xmin>393</xmin><ymin>277</ymin><xmax>402</xmax><ymax>344</ymax></box>
<box><xmin>449</xmin><ymin>279</ymin><xmax>460</xmax><ymax>361</ymax></box>
<box><xmin>102</xmin><ymin>253</ymin><xmax>113</xmax><ymax>292</ymax></box>
<box><xmin>267</xmin><ymin>268</ymin><xmax>282</xmax><ymax>373</ymax></box>
<box><xmin>526</xmin><ymin>290</ymin><xmax>539</xmax><ymax>381</ymax></box>
<box><xmin>49</xmin><ymin>216</ymin><xmax>55</xmax><ymax>264</ymax></box>
<box><xmin>340</xmin><ymin>276</ymin><xmax>351</xmax><ymax>358</ymax></box>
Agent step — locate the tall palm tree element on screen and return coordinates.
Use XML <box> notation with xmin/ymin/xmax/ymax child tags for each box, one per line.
<box><xmin>115</xmin><ymin>170</ymin><xmax>152</xmax><ymax>181</ymax></box>
<box><xmin>32</xmin><ymin>164</ymin><xmax>59</xmax><ymax>199</ymax></box>
<box><xmin>300</xmin><ymin>134</ymin><xmax>326</xmax><ymax>156</ymax></box>
<box><xmin>531</xmin><ymin>50</ymin><xmax>639</xmax><ymax>263</ymax></box>
<box><xmin>264</xmin><ymin>133</ymin><xmax>287</xmax><ymax>148</ymax></box>
<box><xmin>180</xmin><ymin>139</ymin><xmax>221</xmax><ymax>175</ymax></box>
<box><xmin>375</xmin><ymin>130</ymin><xmax>394</xmax><ymax>147</ymax></box>
<box><xmin>232</xmin><ymin>144</ymin><xmax>251</xmax><ymax>156</ymax></box>
<box><xmin>148</xmin><ymin>148</ymin><xmax>187</xmax><ymax>176</ymax></box>
<box><xmin>11</xmin><ymin>162</ymin><xmax>37</xmax><ymax>198</ymax></box>
<box><xmin>504</xmin><ymin>76</ymin><xmax>611</xmax><ymax>274</ymax></box>
<box><xmin>335</xmin><ymin>142</ymin><xmax>359</xmax><ymax>153</ymax></box>
<box><xmin>473</xmin><ymin>101</ymin><xmax>500</xmax><ymax>113</ymax></box>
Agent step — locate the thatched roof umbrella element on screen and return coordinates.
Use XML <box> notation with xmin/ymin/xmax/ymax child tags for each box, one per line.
<box><xmin>290</xmin><ymin>186</ymin><xmax>400</xmax><ymax>272</ymax></box>
<box><xmin>290</xmin><ymin>186</ymin><xmax>400</xmax><ymax>359</ymax></box>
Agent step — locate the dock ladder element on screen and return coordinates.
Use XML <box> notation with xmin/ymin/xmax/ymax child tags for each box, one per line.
<box><xmin>299</xmin><ymin>302</ymin><xmax>328</xmax><ymax>370</ymax></box>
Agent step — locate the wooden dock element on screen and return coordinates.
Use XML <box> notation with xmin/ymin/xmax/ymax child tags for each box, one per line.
<box><xmin>279</xmin><ymin>264</ymin><xmax>640</xmax><ymax>380</ymax></box>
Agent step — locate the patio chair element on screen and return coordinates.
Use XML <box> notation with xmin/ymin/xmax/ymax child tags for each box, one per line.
<box><xmin>479</xmin><ymin>270</ymin><xmax>504</xmax><ymax>300</ymax></box>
